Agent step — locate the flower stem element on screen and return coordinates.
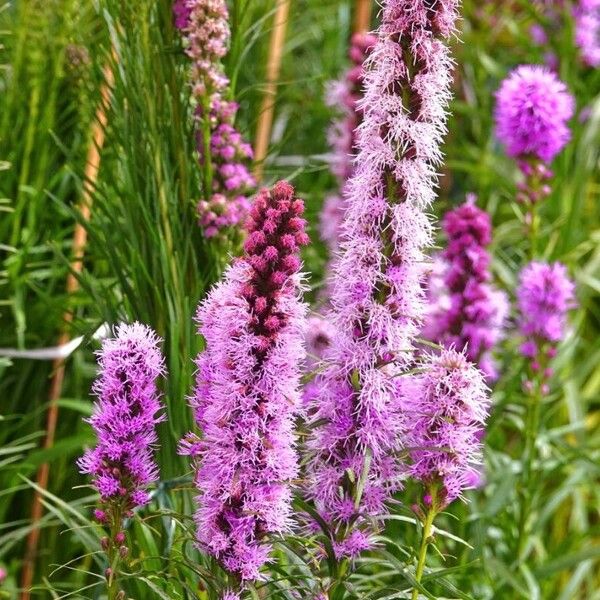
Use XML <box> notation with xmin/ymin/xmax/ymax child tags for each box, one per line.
<box><xmin>411</xmin><ymin>506</ymin><xmax>435</xmax><ymax>600</ymax></box>
<box><xmin>529</xmin><ymin>201</ymin><xmax>538</xmax><ymax>261</ymax></box>
<box><xmin>516</xmin><ymin>357</ymin><xmax>545</xmax><ymax>560</ymax></box>
<box><xmin>106</xmin><ymin>507</ymin><xmax>123</xmax><ymax>600</ymax></box>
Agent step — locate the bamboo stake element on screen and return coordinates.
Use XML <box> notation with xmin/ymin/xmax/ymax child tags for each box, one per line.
<box><xmin>252</xmin><ymin>0</ymin><xmax>291</xmax><ymax>182</ymax></box>
<box><xmin>20</xmin><ymin>63</ymin><xmax>115</xmax><ymax>600</ymax></box>
<box><xmin>354</xmin><ymin>0</ymin><xmax>373</xmax><ymax>34</ymax></box>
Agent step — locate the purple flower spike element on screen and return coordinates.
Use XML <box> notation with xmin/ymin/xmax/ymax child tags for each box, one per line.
<box><xmin>423</xmin><ymin>197</ymin><xmax>508</xmax><ymax>380</ymax></box>
<box><xmin>575</xmin><ymin>0</ymin><xmax>600</xmax><ymax>68</ymax></box>
<box><xmin>307</xmin><ymin>0</ymin><xmax>461</xmax><ymax>557</ymax></box>
<box><xmin>173</xmin><ymin>0</ymin><xmax>230</xmax><ymax>96</ymax></box>
<box><xmin>495</xmin><ymin>65</ymin><xmax>574</xmax><ymax>164</ymax></box>
<box><xmin>404</xmin><ymin>349</ymin><xmax>490</xmax><ymax>508</ymax></box>
<box><xmin>78</xmin><ymin>323</ymin><xmax>166</xmax><ymax>512</ymax></box>
<box><xmin>517</xmin><ymin>261</ymin><xmax>576</xmax><ymax>358</ymax></box>
<box><xmin>196</xmin><ymin>99</ymin><xmax>255</xmax><ymax>237</ymax></box>
<box><xmin>182</xmin><ymin>181</ymin><xmax>309</xmax><ymax>582</ymax></box>
<box><xmin>173</xmin><ymin>0</ymin><xmax>254</xmax><ymax>237</ymax></box>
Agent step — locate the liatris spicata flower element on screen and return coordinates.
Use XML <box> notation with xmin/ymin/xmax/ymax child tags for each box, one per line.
<box><xmin>181</xmin><ymin>181</ymin><xmax>309</xmax><ymax>583</ymax></box>
<box><xmin>574</xmin><ymin>0</ymin><xmax>600</xmax><ymax>67</ymax></box>
<box><xmin>424</xmin><ymin>196</ymin><xmax>508</xmax><ymax>380</ymax></box>
<box><xmin>78</xmin><ymin>323</ymin><xmax>165</xmax><ymax>511</ymax></box>
<box><xmin>196</xmin><ymin>99</ymin><xmax>255</xmax><ymax>237</ymax></box>
<box><xmin>174</xmin><ymin>0</ymin><xmax>229</xmax><ymax>97</ymax></box>
<box><xmin>404</xmin><ymin>349</ymin><xmax>490</xmax><ymax>508</ymax></box>
<box><xmin>495</xmin><ymin>66</ymin><xmax>574</xmax><ymax>208</ymax></box>
<box><xmin>495</xmin><ymin>66</ymin><xmax>574</xmax><ymax>165</ymax></box>
<box><xmin>78</xmin><ymin>323</ymin><xmax>165</xmax><ymax>594</ymax></box>
<box><xmin>494</xmin><ymin>65</ymin><xmax>574</xmax><ymax>254</ymax></box>
<box><xmin>517</xmin><ymin>261</ymin><xmax>576</xmax><ymax>363</ymax></box>
<box><xmin>402</xmin><ymin>348</ymin><xmax>490</xmax><ymax>600</ymax></box>
<box><xmin>514</xmin><ymin>262</ymin><xmax>576</xmax><ymax>558</ymax></box>
<box><xmin>306</xmin><ymin>0</ymin><xmax>460</xmax><ymax>558</ymax></box>
<box><xmin>174</xmin><ymin>0</ymin><xmax>255</xmax><ymax>237</ymax></box>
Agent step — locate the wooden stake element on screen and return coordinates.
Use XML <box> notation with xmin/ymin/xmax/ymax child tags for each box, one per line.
<box><xmin>354</xmin><ymin>0</ymin><xmax>373</xmax><ymax>34</ymax></box>
<box><xmin>20</xmin><ymin>63</ymin><xmax>114</xmax><ymax>600</ymax></box>
<box><xmin>252</xmin><ymin>0</ymin><xmax>291</xmax><ymax>182</ymax></box>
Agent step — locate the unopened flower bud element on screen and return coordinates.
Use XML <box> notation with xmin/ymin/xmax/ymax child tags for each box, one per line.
<box><xmin>94</xmin><ymin>509</ymin><xmax>107</xmax><ymax>523</ymax></box>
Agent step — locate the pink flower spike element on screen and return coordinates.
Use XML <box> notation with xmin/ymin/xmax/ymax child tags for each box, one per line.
<box><xmin>182</xmin><ymin>182</ymin><xmax>309</xmax><ymax>582</ymax></box>
<box><xmin>495</xmin><ymin>65</ymin><xmax>574</xmax><ymax>163</ymax></box>
<box><xmin>77</xmin><ymin>323</ymin><xmax>165</xmax><ymax>511</ymax></box>
<box><xmin>403</xmin><ymin>349</ymin><xmax>490</xmax><ymax>508</ymax></box>
<box><xmin>307</xmin><ymin>0</ymin><xmax>462</xmax><ymax>558</ymax></box>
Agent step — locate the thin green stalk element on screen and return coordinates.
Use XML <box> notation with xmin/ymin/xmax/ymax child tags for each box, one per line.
<box><xmin>200</xmin><ymin>95</ymin><xmax>214</xmax><ymax>198</ymax></box>
<box><xmin>106</xmin><ymin>507</ymin><xmax>123</xmax><ymax>600</ymax></box>
<box><xmin>411</xmin><ymin>506</ymin><xmax>436</xmax><ymax>600</ymax></box>
<box><xmin>517</xmin><ymin>158</ymin><xmax>545</xmax><ymax>557</ymax></box>
<box><xmin>328</xmin><ymin>558</ymin><xmax>349</xmax><ymax>600</ymax></box>
<box><xmin>516</xmin><ymin>353</ymin><xmax>546</xmax><ymax>560</ymax></box>
<box><xmin>529</xmin><ymin>201</ymin><xmax>539</xmax><ymax>261</ymax></box>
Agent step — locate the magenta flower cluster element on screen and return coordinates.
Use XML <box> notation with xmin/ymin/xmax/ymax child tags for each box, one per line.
<box><xmin>307</xmin><ymin>0</ymin><xmax>460</xmax><ymax>556</ymax></box>
<box><xmin>196</xmin><ymin>99</ymin><xmax>255</xmax><ymax>237</ymax></box>
<box><xmin>174</xmin><ymin>0</ymin><xmax>254</xmax><ymax>237</ymax></box>
<box><xmin>424</xmin><ymin>197</ymin><xmax>508</xmax><ymax>380</ymax></box>
<box><xmin>575</xmin><ymin>0</ymin><xmax>600</xmax><ymax>67</ymax></box>
<box><xmin>181</xmin><ymin>181</ymin><xmax>309</xmax><ymax>582</ymax></box>
<box><xmin>78</xmin><ymin>323</ymin><xmax>165</xmax><ymax>514</ymax></box>
<box><xmin>174</xmin><ymin>0</ymin><xmax>229</xmax><ymax>97</ymax></box>
<box><xmin>403</xmin><ymin>349</ymin><xmax>490</xmax><ymax>507</ymax></box>
<box><xmin>495</xmin><ymin>65</ymin><xmax>574</xmax><ymax>164</ymax></box>
<box><xmin>517</xmin><ymin>261</ymin><xmax>576</xmax><ymax>359</ymax></box>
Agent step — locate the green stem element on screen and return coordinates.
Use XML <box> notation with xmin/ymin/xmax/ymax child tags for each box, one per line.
<box><xmin>529</xmin><ymin>200</ymin><xmax>538</xmax><ymax>261</ymax></box>
<box><xmin>200</xmin><ymin>96</ymin><xmax>214</xmax><ymax>199</ymax></box>
<box><xmin>106</xmin><ymin>507</ymin><xmax>123</xmax><ymax>600</ymax></box>
<box><xmin>516</xmin><ymin>355</ymin><xmax>545</xmax><ymax>560</ymax></box>
<box><xmin>329</xmin><ymin>558</ymin><xmax>349</xmax><ymax>600</ymax></box>
<box><xmin>411</xmin><ymin>506</ymin><xmax>435</xmax><ymax>600</ymax></box>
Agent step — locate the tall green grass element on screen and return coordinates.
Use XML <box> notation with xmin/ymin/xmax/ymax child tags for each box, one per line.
<box><xmin>0</xmin><ymin>0</ymin><xmax>102</xmax><ymax>593</ymax></box>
